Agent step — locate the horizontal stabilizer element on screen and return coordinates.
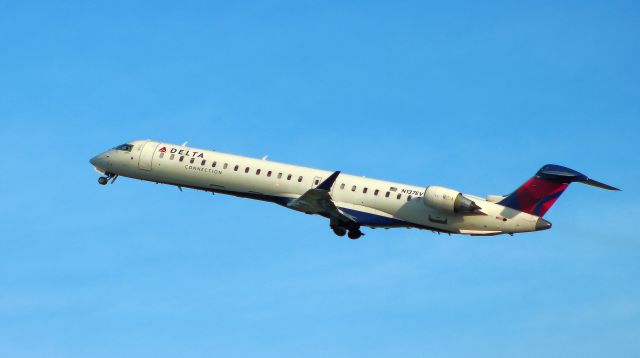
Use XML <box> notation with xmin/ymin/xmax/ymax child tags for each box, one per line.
<box><xmin>536</xmin><ymin>165</ymin><xmax>620</xmax><ymax>191</ymax></box>
<box><xmin>579</xmin><ymin>178</ymin><xmax>620</xmax><ymax>191</ymax></box>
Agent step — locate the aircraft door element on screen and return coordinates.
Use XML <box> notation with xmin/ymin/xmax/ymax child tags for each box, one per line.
<box><xmin>312</xmin><ymin>176</ymin><xmax>323</xmax><ymax>188</ymax></box>
<box><xmin>138</xmin><ymin>142</ymin><xmax>159</xmax><ymax>171</ymax></box>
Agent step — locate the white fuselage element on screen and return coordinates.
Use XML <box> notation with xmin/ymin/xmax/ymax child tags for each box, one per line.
<box><xmin>90</xmin><ymin>140</ymin><xmax>542</xmax><ymax>236</ymax></box>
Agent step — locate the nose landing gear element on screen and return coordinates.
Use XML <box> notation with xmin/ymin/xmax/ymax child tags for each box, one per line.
<box><xmin>98</xmin><ymin>173</ymin><xmax>118</xmax><ymax>186</ymax></box>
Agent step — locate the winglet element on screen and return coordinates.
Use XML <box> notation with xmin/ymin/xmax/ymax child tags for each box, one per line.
<box><xmin>317</xmin><ymin>171</ymin><xmax>341</xmax><ymax>191</ymax></box>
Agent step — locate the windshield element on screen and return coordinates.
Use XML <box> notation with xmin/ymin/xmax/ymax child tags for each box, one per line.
<box><xmin>113</xmin><ymin>144</ymin><xmax>133</xmax><ymax>152</ymax></box>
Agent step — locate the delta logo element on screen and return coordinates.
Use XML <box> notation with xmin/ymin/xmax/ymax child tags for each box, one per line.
<box><xmin>158</xmin><ymin>146</ymin><xmax>204</xmax><ymax>158</ymax></box>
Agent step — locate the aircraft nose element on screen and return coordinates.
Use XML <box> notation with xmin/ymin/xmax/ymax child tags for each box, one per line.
<box><xmin>535</xmin><ymin>218</ymin><xmax>552</xmax><ymax>231</ymax></box>
<box><xmin>90</xmin><ymin>154</ymin><xmax>106</xmax><ymax>167</ymax></box>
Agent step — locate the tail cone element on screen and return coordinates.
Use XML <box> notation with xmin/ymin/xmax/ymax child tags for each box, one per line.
<box><xmin>535</xmin><ymin>218</ymin><xmax>552</xmax><ymax>231</ymax></box>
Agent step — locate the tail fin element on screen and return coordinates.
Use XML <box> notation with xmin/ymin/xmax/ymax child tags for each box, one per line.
<box><xmin>498</xmin><ymin>164</ymin><xmax>620</xmax><ymax>217</ymax></box>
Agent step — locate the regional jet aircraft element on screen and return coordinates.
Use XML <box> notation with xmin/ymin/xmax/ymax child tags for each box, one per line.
<box><xmin>90</xmin><ymin>140</ymin><xmax>619</xmax><ymax>239</ymax></box>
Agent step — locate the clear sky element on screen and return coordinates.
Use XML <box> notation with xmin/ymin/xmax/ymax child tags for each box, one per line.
<box><xmin>0</xmin><ymin>1</ymin><xmax>638</xmax><ymax>357</ymax></box>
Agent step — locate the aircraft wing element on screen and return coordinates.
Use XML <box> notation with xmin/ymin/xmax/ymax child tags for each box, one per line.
<box><xmin>286</xmin><ymin>171</ymin><xmax>357</xmax><ymax>225</ymax></box>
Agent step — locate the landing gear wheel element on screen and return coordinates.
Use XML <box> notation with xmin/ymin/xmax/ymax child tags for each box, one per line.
<box><xmin>332</xmin><ymin>227</ymin><xmax>347</xmax><ymax>237</ymax></box>
<box><xmin>98</xmin><ymin>177</ymin><xmax>108</xmax><ymax>185</ymax></box>
<box><xmin>348</xmin><ymin>230</ymin><xmax>363</xmax><ymax>240</ymax></box>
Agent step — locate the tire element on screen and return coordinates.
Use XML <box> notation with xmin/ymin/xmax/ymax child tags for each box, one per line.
<box><xmin>332</xmin><ymin>227</ymin><xmax>347</xmax><ymax>237</ymax></box>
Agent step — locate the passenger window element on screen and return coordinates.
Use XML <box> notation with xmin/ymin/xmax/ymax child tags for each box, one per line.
<box><xmin>374</xmin><ymin>189</ymin><xmax>379</xmax><ymax>196</ymax></box>
<box><xmin>298</xmin><ymin>176</ymin><xmax>303</xmax><ymax>182</ymax></box>
<box><xmin>212</xmin><ymin>161</ymin><xmax>217</xmax><ymax>168</ymax></box>
<box><xmin>363</xmin><ymin>187</ymin><xmax>368</xmax><ymax>194</ymax></box>
<box><xmin>159</xmin><ymin>152</ymin><xmax>165</xmax><ymax>159</ymax></box>
<box><xmin>256</xmin><ymin>169</ymin><xmax>261</xmax><ymax>175</ymax></box>
<box><xmin>223</xmin><ymin>163</ymin><xmax>228</xmax><ymax>169</ymax></box>
<box><xmin>179</xmin><ymin>156</ymin><xmax>185</xmax><ymax>162</ymax></box>
<box><xmin>314</xmin><ymin>179</ymin><xmax>320</xmax><ymax>185</ymax></box>
<box><xmin>234</xmin><ymin>165</ymin><xmax>239</xmax><ymax>171</ymax></box>
<box><xmin>267</xmin><ymin>171</ymin><xmax>272</xmax><ymax>177</ymax></box>
<box><xmin>397</xmin><ymin>194</ymin><xmax>402</xmax><ymax>200</ymax></box>
<box><xmin>201</xmin><ymin>160</ymin><xmax>206</xmax><ymax>166</ymax></box>
<box><xmin>190</xmin><ymin>158</ymin><xmax>195</xmax><ymax>164</ymax></box>
<box><xmin>407</xmin><ymin>195</ymin><xmax>412</xmax><ymax>201</ymax></box>
<box><xmin>278</xmin><ymin>173</ymin><xmax>282</xmax><ymax>179</ymax></box>
<box><xmin>385</xmin><ymin>192</ymin><xmax>390</xmax><ymax>198</ymax></box>
<box><xmin>351</xmin><ymin>185</ymin><xmax>356</xmax><ymax>192</ymax></box>
<box><xmin>170</xmin><ymin>154</ymin><xmax>175</xmax><ymax>160</ymax></box>
<box><xmin>245</xmin><ymin>167</ymin><xmax>250</xmax><ymax>173</ymax></box>
<box><xmin>287</xmin><ymin>174</ymin><xmax>292</xmax><ymax>180</ymax></box>
<box><xmin>340</xmin><ymin>183</ymin><xmax>345</xmax><ymax>190</ymax></box>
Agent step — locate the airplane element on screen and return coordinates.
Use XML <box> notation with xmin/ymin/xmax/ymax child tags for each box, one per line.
<box><xmin>90</xmin><ymin>140</ymin><xmax>620</xmax><ymax>239</ymax></box>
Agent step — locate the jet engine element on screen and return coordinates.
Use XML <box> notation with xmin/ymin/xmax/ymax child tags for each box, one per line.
<box><xmin>423</xmin><ymin>186</ymin><xmax>482</xmax><ymax>214</ymax></box>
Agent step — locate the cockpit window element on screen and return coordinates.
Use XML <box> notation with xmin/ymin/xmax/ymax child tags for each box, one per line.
<box><xmin>113</xmin><ymin>144</ymin><xmax>133</xmax><ymax>152</ymax></box>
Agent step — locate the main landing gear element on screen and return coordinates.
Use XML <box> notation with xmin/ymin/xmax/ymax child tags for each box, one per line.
<box><xmin>332</xmin><ymin>226</ymin><xmax>347</xmax><ymax>237</ymax></box>
<box><xmin>332</xmin><ymin>225</ymin><xmax>363</xmax><ymax>240</ymax></box>
<box><xmin>347</xmin><ymin>229</ymin><xmax>363</xmax><ymax>240</ymax></box>
<box><xmin>98</xmin><ymin>173</ymin><xmax>118</xmax><ymax>186</ymax></box>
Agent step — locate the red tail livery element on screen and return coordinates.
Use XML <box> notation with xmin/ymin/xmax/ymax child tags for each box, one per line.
<box><xmin>499</xmin><ymin>164</ymin><xmax>620</xmax><ymax>217</ymax></box>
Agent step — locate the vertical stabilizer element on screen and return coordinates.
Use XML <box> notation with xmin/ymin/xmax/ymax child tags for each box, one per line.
<box><xmin>498</xmin><ymin>164</ymin><xmax>619</xmax><ymax>217</ymax></box>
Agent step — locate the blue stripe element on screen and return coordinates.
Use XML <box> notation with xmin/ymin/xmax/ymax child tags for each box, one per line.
<box><xmin>339</xmin><ymin>207</ymin><xmax>410</xmax><ymax>227</ymax></box>
<box><xmin>533</xmin><ymin>191</ymin><xmax>564</xmax><ymax>216</ymax></box>
<box><xmin>498</xmin><ymin>192</ymin><xmax>520</xmax><ymax>211</ymax></box>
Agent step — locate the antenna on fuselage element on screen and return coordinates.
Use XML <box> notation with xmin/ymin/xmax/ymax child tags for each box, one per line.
<box><xmin>181</xmin><ymin>141</ymin><xmax>188</xmax><ymax>146</ymax></box>
<box><xmin>262</xmin><ymin>155</ymin><xmax>268</xmax><ymax>160</ymax></box>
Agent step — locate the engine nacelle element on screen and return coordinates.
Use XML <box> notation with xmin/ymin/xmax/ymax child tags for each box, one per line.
<box><xmin>423</xmin><ymin>185</ymin><xmax>481</xmax><ymax>214</ymax></box>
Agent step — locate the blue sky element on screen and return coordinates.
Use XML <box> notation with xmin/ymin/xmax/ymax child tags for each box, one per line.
<box><xmin>1</xmin><ymin>0</ymin><xmax>638</xmax><ymax>356</ymax></box>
